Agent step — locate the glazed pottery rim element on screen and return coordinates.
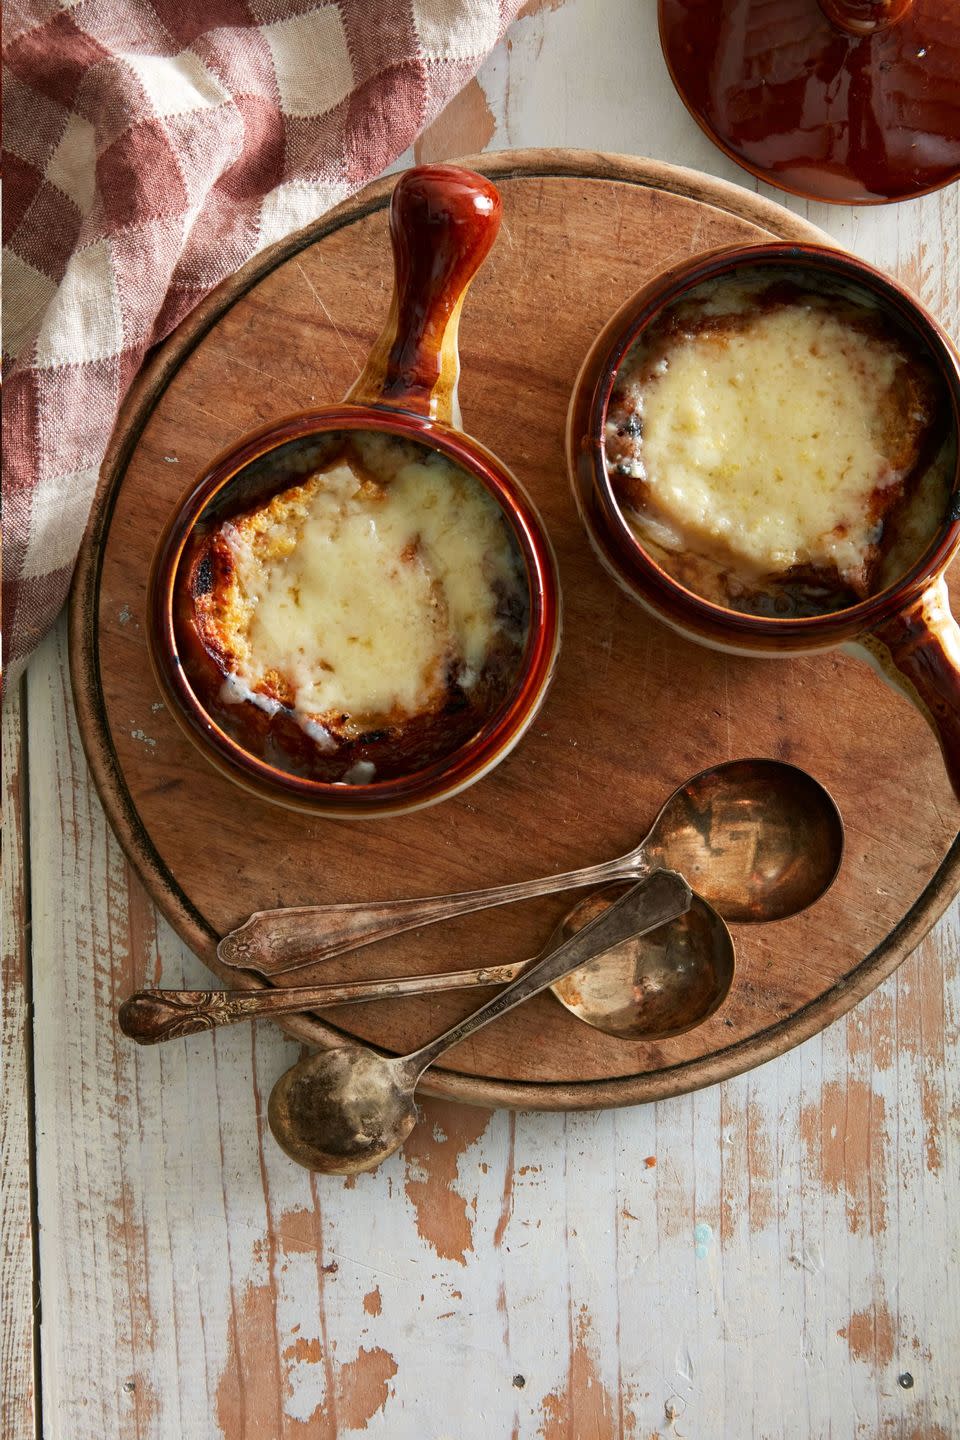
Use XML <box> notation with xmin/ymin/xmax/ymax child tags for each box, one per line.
<box><xmin>587</xmin><ymin>240</ymin><xmax>960</xmax><ymax>641</ymax></box>
<box><xmin>655</xmin><ymin>1</ymin><xmax>960</xmax><ymax>207</ymax></box>
<box><xmin>148</xmin><ymin>403</ymin><xmax>561</xmax><ymax>814</ymax></box>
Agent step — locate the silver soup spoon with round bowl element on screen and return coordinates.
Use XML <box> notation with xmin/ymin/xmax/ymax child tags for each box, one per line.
<box><xmin>266</xmin><ymin>872</ymin><xmax>697</xmax><ymax>1175</ymax></box>
<box><xmin>216</xmin><ymin>757</ymin><xmax>844</xmax><ymax>979</ymax></box>
<box><xmin>118</xmin><ymin>882</ymin><xmax>734</xmax><ymax>1046</ymax></box>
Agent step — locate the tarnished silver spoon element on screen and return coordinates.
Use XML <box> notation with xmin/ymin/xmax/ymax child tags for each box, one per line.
<box><xmin>267</xmin><ymin>872</ymin><xmax>692</xmax><ymax>1174</ymax></box>
<box><xmin>218</xmin><ymin>758</ymin><xmax>842</xmax><ymax>979</ymax></box>
<box><xmin>118</xmin><ymin>884</ymin><xmax>733</xmax><ymax>1045</ymax></box>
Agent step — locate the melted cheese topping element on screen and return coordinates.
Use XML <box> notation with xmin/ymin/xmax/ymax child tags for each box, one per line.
<box><xmin>623</xmin><ymin>303</ymin><xmax>911</xmax><ymax>580</ymax></box>
<box><xmin>221</xmin><ymin>450</ymin><xmax>523</xmax><ymax>731</ymax></box>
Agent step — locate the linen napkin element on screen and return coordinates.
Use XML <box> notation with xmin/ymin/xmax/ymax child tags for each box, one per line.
<box><xmin>3</xmin><ymin>0</ymin><xmax>521</xmax><ymax>682</ymax></box>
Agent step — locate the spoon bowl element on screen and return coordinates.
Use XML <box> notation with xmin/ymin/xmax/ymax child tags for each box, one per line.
<box><xmin>269</xmin><ymin>1049</ymin><xmax>418</xmax><ymax>1175</ymax></box>
<box><xmin>642</xmin><ymin>757</ymin><xmax>844</xmax><ymax>923</ymax></box>
<box><xmin>551</xmin><ymin>889</ymin><xmax>734</xmax><ymax>1039</ymax></box>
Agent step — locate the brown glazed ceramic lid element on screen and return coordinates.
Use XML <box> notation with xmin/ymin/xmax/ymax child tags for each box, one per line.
<box><xmin>658</xmin><ymin>0</ymin><xmax>960</xmax><ymax>204</ymax></box>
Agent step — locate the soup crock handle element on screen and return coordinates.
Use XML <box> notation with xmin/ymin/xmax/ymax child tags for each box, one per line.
<box><xmin>345</xmin><ymin>165</ymin><xmax>502</xmax><ymax>427</ymax></box>
<box><xmin>864</xmin><ymin>575</ymin><xmax>960</xmax><ymax>802</ymax></box>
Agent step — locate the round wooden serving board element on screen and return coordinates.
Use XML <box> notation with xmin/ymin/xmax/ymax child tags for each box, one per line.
<box><xmin>71</xmin><ymin>150</ymin><xmax>960</xmax><ymax>1109</ymax></box>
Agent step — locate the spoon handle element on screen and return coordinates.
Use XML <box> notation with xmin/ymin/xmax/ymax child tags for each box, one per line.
<box><xmin>402</xmin><ymin>871</ymin><xmax>691</xmax><ymax>1078</ymax></box>
<box><xmin>217</xmin><ymin>854</ymin><xmax>645</xmax><ymax>977</ymax></box>
<box><xmin>117</xmin><ymin>960</ymin><xmax>530</xmax><ymax>1045</ymax></box>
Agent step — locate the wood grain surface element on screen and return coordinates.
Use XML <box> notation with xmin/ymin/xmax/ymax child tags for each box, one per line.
<box><xmin>73</xmin><ymin>151</ymin><xmax>960</xmax><ymax>1105</ymax></box>
<box><xmin>7</xmin><ymin>1</ymin><xmax>960</xmax><ymax>1435</ymax></box>
<box><xmin>2</xmin><ymin>694</ymin><xmax>36</xmax><ymax>1438</ymax></box>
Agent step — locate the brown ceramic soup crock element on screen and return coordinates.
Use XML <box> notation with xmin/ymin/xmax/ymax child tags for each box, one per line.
<box><xmin>150</xmin><ymin>166</ymin><xmax>561</xmax><ymax>818</ymax></box>
<box><xmin>567</xmin><ymin>241</ymin><xmax>960</xmax><ymax>800</ymax></box>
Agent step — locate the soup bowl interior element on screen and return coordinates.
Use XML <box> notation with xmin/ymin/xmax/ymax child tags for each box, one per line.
<box><xmin>149</xmin><ymin>404</ymin><xmax>561</xmax><ymax>818</ymax></box>
<box><xmin>570</xmin><ymin>242</ymin><xmax>960</xmax><ymax>654</ymax></box>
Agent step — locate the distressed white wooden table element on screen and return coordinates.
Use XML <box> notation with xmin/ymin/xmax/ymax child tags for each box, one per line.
<box><xmin>4</xmin><ymin>3</ymin><xmax>959</xmax><ymax>1436</ymax></box>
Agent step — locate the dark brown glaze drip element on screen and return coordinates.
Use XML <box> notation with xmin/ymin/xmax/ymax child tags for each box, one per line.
<box><xmin>658</xmin><ymin>0</ymin><xmax>960</xmax><ymax>205</ymax></box>
<box><xmin>174</xmin><ymin>434</ymin><xmax>529</xmax><ymax>785</ymax></box>
<box><xmin>607</xmin><ymin>276</ymin><xmax>951</xmax><ymax>618</ymax></box>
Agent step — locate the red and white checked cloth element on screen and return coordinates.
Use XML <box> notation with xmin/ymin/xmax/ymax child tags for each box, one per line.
<box><xmin>3</xmin><ymin>0</ymin><xmax>522</xmax><ymax>682</ymax></box>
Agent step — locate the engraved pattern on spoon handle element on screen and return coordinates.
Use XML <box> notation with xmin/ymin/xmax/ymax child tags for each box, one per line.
<box><xmin>117</xmin><ymin>990</ymin><xmax>281</xmax><ymax>1044</ymax></box>
<box><xmin>402</xmin><ymin>871</ymin><xmax>691</xmax><ymax>1079</ymax></box>
<box><xmin>217</xmin><ymin>853</ymin><xmax>648</xmax><ymax>976</ymax></box>
<box><xmin>118</xmin><ymin>961</ymin><xmax>532</xmax><ymax>1045</ymax></box>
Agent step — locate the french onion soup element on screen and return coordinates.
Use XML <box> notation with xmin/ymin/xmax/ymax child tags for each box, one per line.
<box><xmin>605</xmin><ymin>269</ymin><xmax>955</xmax><ymax>617</ymax></box>
<box><xmin>176</xmin><ymin>431</ymin><xmax>530</xmax><ymax>783</ymax></box>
